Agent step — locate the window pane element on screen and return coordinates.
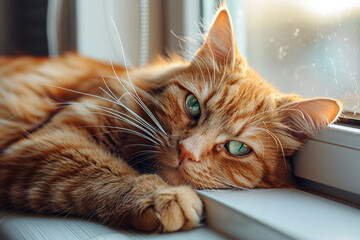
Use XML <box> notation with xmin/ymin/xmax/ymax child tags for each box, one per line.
<box><xmin>241</xmin><ymin>0</ymin><xmax>360</xmax><ymax>115</ymax></box>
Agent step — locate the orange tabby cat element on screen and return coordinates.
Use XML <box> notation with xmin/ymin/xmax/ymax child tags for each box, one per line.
<box><xmin>0</xmin><ymin>7</ymin><xmax>341</xmax><ymax>232</ymax></box>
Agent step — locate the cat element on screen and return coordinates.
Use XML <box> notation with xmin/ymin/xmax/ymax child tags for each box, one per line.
<box><xmin>0</xmin><ymin>6</ymin><xmax>341</xmax><ymax>233</ymax></box>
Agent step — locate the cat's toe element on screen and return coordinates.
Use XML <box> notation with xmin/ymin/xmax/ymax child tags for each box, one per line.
<box><xmin>130</xmin><ymin>184</ymin><xmax>203</xmax><ymax>232</ymax></box>
<box><xmin>153</xmin><ymin>186</ymin><xmax>203</xmax><ymax>232</ymax></box>
<box><xmin>130</xmin><ymin>205</ymin><xmax>160</xmax><ymax>232</ymax></box>
<box><xmin>173</xmin><ymin>186</ymin><xmax>204</xmax><ymax>230</ymax></box>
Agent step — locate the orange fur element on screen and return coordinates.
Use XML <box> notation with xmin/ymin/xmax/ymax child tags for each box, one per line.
<box><xmin>0</xmin><ymin>7</ymin><xmax>341</xmax><ymax>232</ymax></box>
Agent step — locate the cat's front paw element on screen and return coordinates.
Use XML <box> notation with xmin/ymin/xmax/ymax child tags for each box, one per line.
<box><xmin>131</xmin><ymin>186</ymin><xmax>203</xmax><ymax>232</ymax></box>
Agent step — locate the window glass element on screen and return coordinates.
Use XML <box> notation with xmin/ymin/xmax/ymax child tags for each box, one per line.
<box><xmin>203</xmin><ymin>0</ymin><xmax>360</xmax><ymax>117</ymax></box>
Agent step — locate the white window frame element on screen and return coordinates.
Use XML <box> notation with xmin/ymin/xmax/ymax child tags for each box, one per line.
<box><xmin>293</xmin><ymin>124</ymin><xmax>360</xmax><ymax>200</ymax></box>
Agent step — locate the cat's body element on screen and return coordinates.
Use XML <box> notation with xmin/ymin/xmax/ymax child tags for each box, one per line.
<box><xmin>0</xmin><ymin>8</ymin><xmax>341</xmax><ymax>232</ymax></box>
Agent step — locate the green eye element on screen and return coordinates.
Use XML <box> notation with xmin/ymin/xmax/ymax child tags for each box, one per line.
<box><xmin>185</xmin><ymin>93</ymin><xmax>201</xmax><ymax>119</ymax></box>
<box><xmin>225</xmin><ymin>141</ymin><xmax>252</xmax><ymax>156</ymax></box>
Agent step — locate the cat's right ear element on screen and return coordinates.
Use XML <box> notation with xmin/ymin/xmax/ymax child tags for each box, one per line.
<box><xmin>194</xmin><ymin>7</ymin><xmax>238</xmax><ymax>66</ymax></box>
<box><xmin>279</xmin><ymin>98</ymin><xmax>342</xmax><ymax>143</ymax></box>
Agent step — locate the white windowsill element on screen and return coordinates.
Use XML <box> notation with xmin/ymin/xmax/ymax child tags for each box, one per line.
<box><xmin>2</xmin><ymin>188</ymin><xmax>359</xmax><ymax>240</ymax></box>
<box><xmin>312</xmin><ymin>124</ymin><xmax>360</xmax><ymax>150</ymax></box>
<box><xmin>199</xmin><ymin>188</ymin><xmax>360</xmax><ymax>240</ymax></box>
<box><xmin>294</xmin><ymin>124</ymin><xmax>360</xmax><ymax>197</ymax></box>
<box><xmin>0</xmin><ymin>212</ymin><xmax>225</xmax><ymax>240</ymax></box>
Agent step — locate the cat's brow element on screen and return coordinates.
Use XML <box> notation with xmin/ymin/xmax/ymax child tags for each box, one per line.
<box><xmin>172</xmin><ymin>81</ymin><xmax>188</xmax><ymax>91</ymax></box>
<box><xmin>202</xmin><ymin>90</ymin><xmax>216</xmax><ymax>105</ymax></box>
<box><xmin>235</xmin><ymin>125</ymin><xmax>247</xmax><ymax>138</ymax></box>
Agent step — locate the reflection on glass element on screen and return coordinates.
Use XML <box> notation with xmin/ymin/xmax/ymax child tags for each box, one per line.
<box><xmin>243</xmin><ymin>0</ymin><xmax>360</xmax><ymax>115</ymax></box>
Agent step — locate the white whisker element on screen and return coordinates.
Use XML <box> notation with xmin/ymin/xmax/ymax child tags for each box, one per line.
<box><xmin>119</xmin><ymin>143</ymin><xmax>159</xmax><ymax>152</ymax></box>
<box><xmin>101</xmin><ymin>75</ymin><xmax>118</xmax><ymax>101</ymax></box>
<box><xmin>184</xmin><ymin>49</ymin><xmax>207</xmax><ymax>87</ymax></box>
<box><xmin>254</xmin><ymin>126</ymin><xmax>287</xmax><ymax>169</ymax></box>
<box><xmin>218</xmin><ymin>47</ymin><xmax>232</xmax><ymax>86</ymax></box>
<box><xmin>109</xmin><ymin>60</ymin><xmax>168</xmax><ymax>137</ymax></box>
<box><xmin>128</xmin><ymin>150</ymin><xmax>160</xmax><ymax>159</ymax></box>
<box><xmin>195</xmin><ymin>24</ymin><xmax>216</xmax><ymax>85</ymax></box>
<box><xmin>194</xmin><ymin>54</ymin><xmax>213</xmax><ymax>86</ymax></box>
<box><xmin>109</xmin><ymin>16</ymin><xmax>167</xmax><ymax>136</ymax></box>
<box><xmin>248</xmin><ymin>108</ymin><xmax>305</xmax><ymax>127</ymax></box>
<box><xmin>50</xmin><ymin>101</ymin><xmax>160</xmax><ymax>141</ymax></box>
<box><xmin>99</xmin><ymin>86</ymin><xmax>117</xmax><ymax>102</ymax></box>
<box><xmin>87</xmin><ymin>129</ymin><xmax>159</xmax><ymax>145</ymax></box>
<box><xmin>43</xmin><ymin>85</ymin><xmax>164</xmax><ymax>143</ymax></box>
<box><xmin>212</xmin><ymin>173</ymin><xmax>251</xmax><ymax>191</ymax></box>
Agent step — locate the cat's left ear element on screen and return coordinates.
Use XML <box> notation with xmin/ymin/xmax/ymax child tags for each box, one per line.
<box><xmin>194</xmin><ymin>8</ymin><xmax>237</xmax><ymax>65</ymax></box>
<box><xmin>279</xmin><ymin>98</ymin><xmax>342</xmax><ymax>142</ymax></box>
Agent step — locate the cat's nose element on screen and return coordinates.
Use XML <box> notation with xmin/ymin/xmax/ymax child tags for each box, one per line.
<box><xmin>178</xmin><ymin>142</ymin><xmax>197</xmax><ymax>165</ymax></box>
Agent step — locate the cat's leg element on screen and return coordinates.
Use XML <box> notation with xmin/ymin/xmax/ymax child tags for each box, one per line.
<box><xmin>0</xmin><ymin>129</ymin><xmax>203</xmax><ymax>232</ymax></box>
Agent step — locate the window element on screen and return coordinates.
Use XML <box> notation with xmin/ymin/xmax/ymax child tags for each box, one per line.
<box><xmin>203</xmin><ymin>0</ymin><xmax>360</xmax><ymax>119</ymax></box>
<box><xmin>199</xmin><ymin>0</ymin><xmax>360</xmax><ymax>203</ymax></box>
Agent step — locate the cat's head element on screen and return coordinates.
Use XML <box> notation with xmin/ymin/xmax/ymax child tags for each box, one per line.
<box><xmin>132</xmin><ymin>7</ymin><xmax>341</xmax><ymax>189</ymax></box>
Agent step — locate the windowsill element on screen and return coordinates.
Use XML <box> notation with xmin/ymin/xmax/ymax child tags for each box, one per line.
<box><xmin>311</xmin><ymin>124</ymin><xmax>360</xmax><ymax>150</ymax></box>
<box><xmin>199</xmin><ymin>188</ymin><xmax>360</xmax><ymax>240</ymax></box>
<box><xmin>0</xmin><ymin>211</ymin><xmax>225</xmax><ymax>240</ymax></box>
<box><xmin>293</xmin><ymin>124</ymin><xmax>360</xmax><ymax>199</ymax></box>
<box><xmin>2</xmin><ymin>189</ymin><xmax>359</xmax><ymax>240</ymax></box>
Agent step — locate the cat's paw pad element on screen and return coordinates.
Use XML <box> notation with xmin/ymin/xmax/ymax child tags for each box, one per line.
<box><xmin>133</xmin><ymin>186</ymin><xmax>203</xmax><ymax>232</ymax></box>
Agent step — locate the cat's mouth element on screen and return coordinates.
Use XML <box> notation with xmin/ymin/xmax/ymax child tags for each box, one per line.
<box><xmin>154</xmin><ymin>138</ymin><xmax>198</xmax><ymax>185</ymax></box>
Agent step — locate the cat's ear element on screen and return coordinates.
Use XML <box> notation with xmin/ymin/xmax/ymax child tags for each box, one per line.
<box><xmin>280</xmin><ymin>98</ymin><xmax>341</xmax><ymax>142</ymax></box>
<box><xmin>195</xmin><ymin>8</ymin><xmax>237</xmax><ymax>65</ymax></box>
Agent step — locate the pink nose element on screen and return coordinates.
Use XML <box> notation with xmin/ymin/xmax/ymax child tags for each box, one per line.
<box><xmin>178</xmin><ymin>142</ymin><xmax>197</xmax><ymax>165</ymax></box>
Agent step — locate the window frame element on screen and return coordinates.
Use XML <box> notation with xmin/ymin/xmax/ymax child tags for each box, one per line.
<box><xmin>192</xmin><ymin>0</ymin><xmax>360</xmax><ymax>201</ymax></box>
<box><xmin>293</xmin><ymin>124</ymin><xmax>360</xmax><ymax>203</ymax></box>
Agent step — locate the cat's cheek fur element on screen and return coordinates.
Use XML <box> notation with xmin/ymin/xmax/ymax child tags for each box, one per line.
<box><xmin>151</xmin><ymin>86</ymin><xmax>194</xmax><ymax>135</ymax></box>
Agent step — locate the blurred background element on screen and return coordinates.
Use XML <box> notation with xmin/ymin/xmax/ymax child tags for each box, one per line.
<box><xmin>0</xmin><ymin>0</ymin><xmax>359</xmax><ymax>119</ymax></box>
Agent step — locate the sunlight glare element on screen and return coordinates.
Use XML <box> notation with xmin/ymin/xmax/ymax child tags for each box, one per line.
<box><xmin>302</xmin><ymin>0</ymin><xmax>360</xmax><ymax>15</ymax></box>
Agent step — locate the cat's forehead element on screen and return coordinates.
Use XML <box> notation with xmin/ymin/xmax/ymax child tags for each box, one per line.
<box><xmin>178</xmin><ymin>68</ymin><xmax>277</xmax><ymax>133</ymax></box>
<box><xmin>183</xmin><ymin>69</ymin><xmax>273</xmax><ymax>109</ymax></box>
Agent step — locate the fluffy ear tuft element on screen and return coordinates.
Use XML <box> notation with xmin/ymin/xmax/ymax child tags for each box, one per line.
<box><xmin>281</xmin><ymin>98</ymin><xmax>342</xmax><ymax>142</ymax></box>
<box><xmin>195</xmin><ymin>8</ymin><xmax>237</xmax><ymax>65</ymax></box>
